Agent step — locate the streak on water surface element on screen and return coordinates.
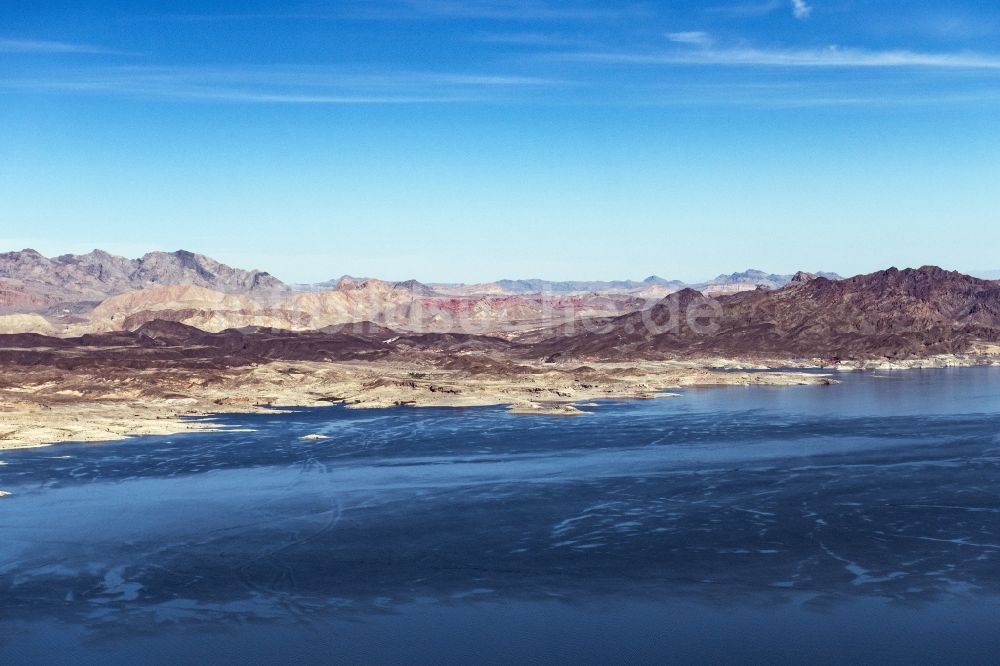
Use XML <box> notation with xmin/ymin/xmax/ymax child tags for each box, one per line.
<box><xmin>2</xmin><ymin>368</ymin><xmax>1000</xmax><ymax>664</ymax></box>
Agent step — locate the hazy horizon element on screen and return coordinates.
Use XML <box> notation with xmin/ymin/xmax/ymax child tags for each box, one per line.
<box><xmin>5</xmin><ymin>244</ymin><xmax>1000</xmax><ymax>286</ymax></box>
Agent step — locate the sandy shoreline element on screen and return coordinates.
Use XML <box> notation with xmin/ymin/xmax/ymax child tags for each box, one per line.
<box><xmin>0</xmin><ymin>358</ymin><xmax>838</xmax><ymax>450</ymax></box>
<box><xmin>3</xmin><ymin>349</ymin><xmax>998</xmax><ymax>450</ymax></box>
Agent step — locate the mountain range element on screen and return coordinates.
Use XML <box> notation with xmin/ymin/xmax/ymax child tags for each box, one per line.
<box><xmin>0</xmin><ymin>248</ymin><xmax>839</xmax><ymax>306</ymax></box>
<box><xmin>3</xmin><ymin>248</ymin><xmax>999</xmax><ymax>363</ymax></box>
<box><xmin>0</xmin><ymin>248</ymin><xmax>840</xmax><ymax>336</ymax></box>
<box><xmin>0</xmin><ymin>246</ymin><xmax>999</xmax><ymax>370</ymax></box>
<box><xmin>3</xmin><ymin>265</ymin><xmax>998</xmax><ymax>367</ymax></box>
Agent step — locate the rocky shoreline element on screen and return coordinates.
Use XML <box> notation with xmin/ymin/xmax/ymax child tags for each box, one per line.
<box><xmin>5</xmin><ymin>346</ymin><xmax>1000</xmax><ymax>450</ymax></box>
<box><xmin>3</xmin><ymin>283</ymin><xmax>999</xmax><ymax>450</ymax></box>
<box><xmin>0</xmin><ymin>358</ymin><xmax>837</xmax><ymax>450</ymax></box>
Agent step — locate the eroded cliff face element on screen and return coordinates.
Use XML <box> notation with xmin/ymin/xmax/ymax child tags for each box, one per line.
<box><xmin>0</xmin><ymin>284</ymin><xmax>51</xmax><ymax>310</ymax></box>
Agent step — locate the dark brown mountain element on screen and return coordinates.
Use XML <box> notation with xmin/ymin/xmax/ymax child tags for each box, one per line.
<box><xmin>0</xmin><ymin>319</ymin><xmax>517</xmax><ymax>371</ymax></box>
<box><xmin>532</xmin><ymin>266</ymin><xmax>1000</xmax><ymax>361</ymax></box>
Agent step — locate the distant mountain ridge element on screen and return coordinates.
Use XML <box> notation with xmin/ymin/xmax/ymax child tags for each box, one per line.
<box><xmin>0</xmin><ymin>248</ymin><xmax>288</xmax><ymax>307</ymax></box>
<box><xmin>2</xmin><ymin>248</ymin><xmax>998</xmax><ymax>363</ymax></box>
<box><xmin>3</xmin><ymin>265</ymin><xmax>1000</xmax><ymax>366</ymax></box>
<box><xmin>1</xmin><ymin>248</ymin><xmax>843</xmax><ymax>305</ymax></box>
<box><xmin>482</xmin><ymin>276</ymin><xmax>685</xmax><ymax>294</ymax></box>
<box><xmin>0</xmin><ymin>249</ymin><xmax>659</xmax><ymax>335</ymax></box>
<box><xmin>690</xmin><ymin>269</ymin><xmax>843</xmax><ymax>296</ymax></box>
<box><xmin>427</xmin><ymin>270</ymin><xmax>841</xmax><ymax>297</ymax></box>
<box><xmin>0</xmin><ymin>247</ymin><xmax>842</xmax><ymax>338</ymax></box>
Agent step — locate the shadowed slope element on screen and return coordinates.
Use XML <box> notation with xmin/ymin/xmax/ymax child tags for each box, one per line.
<box><xmin>533</xmin><ymin>267</ymin><xmax>1000</xmax><ymax>361</ymax></box>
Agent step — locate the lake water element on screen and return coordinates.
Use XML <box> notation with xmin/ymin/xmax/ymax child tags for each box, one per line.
<box><xmin>2</xmin><ymin>368</ymin><xmax>1000</xmax><ymax>664</ymax></box>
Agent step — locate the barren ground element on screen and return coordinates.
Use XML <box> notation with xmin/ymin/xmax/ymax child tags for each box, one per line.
<box><xmin>0</xmin><ymin>357</ymin><xmax>836</xmax><ymax>449</ymax></box>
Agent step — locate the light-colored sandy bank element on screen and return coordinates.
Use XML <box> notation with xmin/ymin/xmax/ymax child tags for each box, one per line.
<box><xmin>0</xmin><ymin>359</ymin><xmax>835</xmax><ymax>450</ymax></box>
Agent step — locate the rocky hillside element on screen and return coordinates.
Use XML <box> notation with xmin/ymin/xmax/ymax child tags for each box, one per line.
<box><xmin>534</xmin><ymin>266</ymin><xmax>1000</xmax><ymax>362</ymax></box>
<box><xmin>0</xmin><ymin>249</ymin><xmax>288</xmax><ymax>308</ymax></box>
<box><xmin>1</xmin><ymin>247</ymin><xmax>846</xmax><ymax>336</ymax></box>
<box><xmin>64</xmin><ymin>280</ymin><xmax>650</xmax><ymax>337</ymax></box>
<box><xmin>1</xmin><ymin>266</ymin><xmax>998</xmax><ymax>366</ymax></box>
<box><xmin>0</xmin><ymin>319</ymin><xmax>517</xmax><ymax>372</ymax></box>
<box><xmin>0</xmin><ymin>250</ymin><xmax>662</xmax><ymax>333</ymax></box>
<box><xmin>0</xmin><ymin>284</ymin><xmax>49</xmax><ymax>310</ymax></box>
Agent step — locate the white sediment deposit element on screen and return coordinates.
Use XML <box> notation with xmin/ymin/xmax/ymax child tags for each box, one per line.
<box><xmin>0</xmin><ymin>358</ymin><xmax>836</xmax><ymax>450</ymax></box>
<box><xmin>507</xmin><ymin>402</ymin><xmax>591</xmax><ymax>416</ymax></box>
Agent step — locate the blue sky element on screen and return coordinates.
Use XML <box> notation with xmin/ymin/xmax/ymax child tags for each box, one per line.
<box><xmin>2</xmin><ymin>0</ymin><xmax>999</xmax><ymax>283</ymax></box>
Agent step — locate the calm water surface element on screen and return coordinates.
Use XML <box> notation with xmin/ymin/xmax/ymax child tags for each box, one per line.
<box><xmin>2</xmin><ymin>368</ymin><xmax>1000</xmax><ymax>664</ymax></box>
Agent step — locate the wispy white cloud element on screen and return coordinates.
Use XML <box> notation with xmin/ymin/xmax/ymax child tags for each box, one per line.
<box><xmin>135</xmin><ymin>1</ymin><xmax>632</xmax><ymax>23</ymax></box>
<box><xmin>558</xmin><ymin>45</ymin><xmax>1000</xmax><ymax>69</ymax></box>
<box><xmin>404</xmin><ymin>0</ymin><xmax>542</xmax><ymax>19</ymax></box>
<box><xmin>707</xmin><ymin>1</ymin><xmax>782</xmax><ymax>18</ymax></box>
<box><xmin>666</xmin><ymin>31</ymin><xmax>713</xmax><ymax>46</ymax></box>
<box><xmin>398</xmin><ymin>0</ymin><xmax>633</xmax><ymax>21</ymax></box>
<box><xmin>635</xmin><ymin>89</ymin><xmax>1000</xmax><ymax>109</ymax></box>
<box><xmin>0</xmin><ymin>65</ymin><xmax>562</xmax><ymax>104</ymax></box>
<box><xmin>710</xmin><ymin>1</ymin><xmax>812</xmax><ymax>20</ymax></box>
<box><xmin>0</xmin><ymin>38</ymin><xmax>131</xmax><ymax>55</ymax></box>
<box><xmin>473</xmin><ymin>32</ymin><xmax>595</xmax><ymax>47</ymax></box>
